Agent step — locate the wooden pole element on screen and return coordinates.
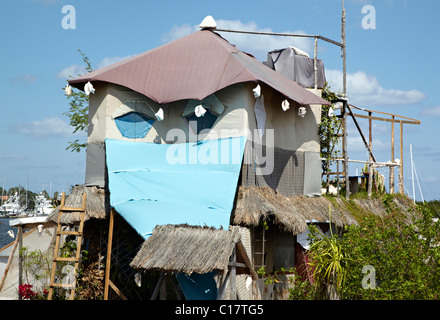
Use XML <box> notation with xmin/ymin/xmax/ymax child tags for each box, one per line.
<box><xmin>214</xmin><ymin>29</ymin><xmax>343</xmax><ymax>47</ymax></box>
<box><xmin>349</xmin><ymin>112</ymin><xmax>419</xmax><ymax>125</ymax></box>
<box><xmin>109</xmin><ymin>279</ymin><xmax>127</xmax><ymax>300</ymax></box>
<box><xmin>236</xmin><ymin>241</ymin><xmax>258</xmax><ymax>281</ymax></box>
<box><xmin>230</xmin><ymin>246</ymin><xmax>237</xmax><ymax>300</ymax></box>
<box><xmin>342</xmin><ymin>0</ymin><xmax>347</xmax><ymax>94</ymax></box>
<box><xmin>390</xmin><ymin>116</ymin><xmax>395</xmax><ymax>193</ymax></box>
<box><xmin>48</xmin><ymin>192</ymin><xmax>65</xmax><ymax>300</ymax></box>
<box><xmin>368</xmin><ymin>112</ymin><xmax>373</xmax><ymax>198</ymax></box>
<box><xmin>347</xmin><ymin>105</ymin><xmax>376</xmax><ymax>162</ymax></box>
<box><xmin>261</xmin><ymin>227</ymin><xmax>265</xmax><ymax>268</ymax></box>
<box><xmin>18</xmin><ymin>225</ymin><xmax>23</xmax><ymax>300</ymax></box>
<box><xmin>314</xmin><ymin>36</ymin><xmax>318</xmax><ymax>90</ymax></box>
<box><xmin>334</xmin><ymin>158</ymin><xmax>399</xmax><ymax>167</ymax></box>
<box><xmin>336</xmin><ymin>159</ymin><xmax>340</xmax><ymax>198</ymax></box>
<box><xmin>326</xmin><ymin>160</ymin><xmax>330</xmax><ymax>193</ymax></box>
<box><xmin>160</xmin><ymin>276</ymin><xmax>167</xmax><ymax>300</ymax></box>
<box><xmin>150</xmin><ymin>273</ymin><xmax>164</xmax><ymax>300</ymax></box>
<box><xmin>399</xmin><ymin>120</ymin><xmax>404</xmax><ymax>194</ymax></box>
<box><xmin>104</xmin><ymin>208</ymin><xmax>115</xmax><ymax>300</ymax></box>
<box><xmin>217</xmin><ymin>270</ymin><xmax>231</xmax><ymax>300</ymax></box>
<box><xmin>343</xmin><ymin>102</ymin><xmax>349</xmax><ymax>200</ymax></box>
<box><xmin>0</xmin><ymin>234</ymin><xmax>19</xmax><ymax>292</ymax></box>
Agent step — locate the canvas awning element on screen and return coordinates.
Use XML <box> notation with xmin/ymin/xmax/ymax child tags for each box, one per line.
<box><xmin>105</xmin><ymin>136</ymin><xmax>246</xmax><ymax>239</ymax></box>
<box><xmin>130</xmin><ymin>225</ymin><xmax>256</xmax><ymax>277</ymax></box>
<box><xmin>69</xmin><ymin>30</ymin><xmax>330</xmax><ymax>106</ymax></box>
<box><xmin>130</xmin><ymin>224</ymin><xmax>258</xmax><ymax>300</ymax></box>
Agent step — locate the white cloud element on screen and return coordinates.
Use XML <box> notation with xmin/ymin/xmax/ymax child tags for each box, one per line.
<box><xmin>162</xmin><ymin>19</ymin><xmax>313</xmax><ymax>61</ymax></box>
<box><xmin>348</xmin><ymin>0</ymin><xmax>370</xmax><ymax>4</ymax></box>
<box><xmin>161</xmin><ymin>24</ymin><xmax>197</xmax><ymax>43</ymax></box>
<box><xmin>11</xmin><ymin>74</ymin><xmax>38</xmax><ymax>86</ymax></box>
<box><xmin>56</xmin><ymin>64</ymin><xmax>87</xmax><ymax>80</ymax></box>
<box><xmin>60</xmin><ymin>18</ymin><xmax>312</xmax><ymax>80</ymax></box>
<box><xmin>97</xmin><ymin>55</ymin><xmax>134</xmax><ymax>69</ymax></box>
<box><xmin>424</xmin><ymin>176</ymin><xmax>439</xmax><ymax>184</ymax></box>
<box><xmin>57</xmin><ymin>55</ymin><xmax>134</xmax><ymax>80</ymax></box>
<box><xmin>29</xmin><ymin>0</ymin><xmax>58</xmax><ymax>5</ymax></box>
<box><xmin>421</xmin><ymin>106</ymin><xmax>440</xmax><ymax>117</ymax></box>
<box><xmin>348</xmin><ymin>136</ymin><xmax>389</xmax><ymax>152</ymax></box>
<box><xmin>325</xmin><ymin>69</ymin><xmax>426</xmax><ymax>106</ymax></box>
<box><xmin>347</xmin><ymin>116</ymin><xmax>389</xmax><ymax>138</ymax></box>
<box><xmin>11</xmin><ymin>117</ymin><xmax>82</xmax><ymax>138</ymax></box>
<box><xmin>0</xmin><ymin>154</ymin><xmax>26</xmax><ymax>161</ymax></box>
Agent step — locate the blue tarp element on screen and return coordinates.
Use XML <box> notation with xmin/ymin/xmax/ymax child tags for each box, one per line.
<box><xmin>176</xmin><ymin>272</ymin><xmax>218</xmax><ymax>300</ymax></box>
<box><xmin>105</xmin><ymin>136</ymin><xmax>246</xmax><ymax>239</ymax></box>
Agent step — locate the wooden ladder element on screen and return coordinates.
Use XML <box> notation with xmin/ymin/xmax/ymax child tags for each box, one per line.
<box><xmin>48</xmin><ymin>191</ymin><xmax>86</xmax><ymax>300</ymax></box>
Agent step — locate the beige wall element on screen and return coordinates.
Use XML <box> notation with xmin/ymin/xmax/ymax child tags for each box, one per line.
<box><xmin>88</xmin><ymin>82</ymin><xmax>254</xmax><ymax>144</ymax></box>
<box><xmin>87</xmin><ymin>82</ymin><xmax>321</xmax><ymax>151</ymax></box>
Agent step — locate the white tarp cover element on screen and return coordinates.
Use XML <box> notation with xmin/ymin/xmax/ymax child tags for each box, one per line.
<box><xmin>297</xmin><ymin>225</ymin><xmax>331</xmax><ymax>250</ymax></box>
<box><xmin>253</xmin><ymin>95</ymin><xmax>266</xmax><ymax>138</ymax></box>
<box><xmin>264</xmin><ymin>47</ymin><xmax>327</xmax><ymax>89</ymax></box>
<box><xmin>105</xmin><ymin>136</ymin><xmax>246</xmax><ymax>239</ymax></box>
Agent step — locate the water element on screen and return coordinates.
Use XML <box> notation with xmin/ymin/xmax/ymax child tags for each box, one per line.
<box><xmin>0</xmin><ymin>218</ymin><xmax>18</xmax><ymax>249</ymax></box>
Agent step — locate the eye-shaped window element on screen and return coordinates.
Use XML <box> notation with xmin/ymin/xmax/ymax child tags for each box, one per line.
<box><xmin>182</xmin><ymin>94</ymin><xmax>224</xmax><ymax>135</ymax></box>
<box><xmin>114</xmin><ymin>111</ymin><xmax>155</xmax><ymax>139</ymax></box>
<box><xmin>186</xmin><ymin>110</ymin><xmax>218</xmax><ymax>134</ymax></box>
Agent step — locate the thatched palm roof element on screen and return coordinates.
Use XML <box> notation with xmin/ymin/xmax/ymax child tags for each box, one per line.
<box><xmin>47</xmin><ymin>185</ymin><xmax>108</xmax><ymax>224</ymax></box>
<box><xmin>231</xmin><ymin>186</ymin><xmax>419</xmax><ymax>234</ymax></box>
<box><xmin>130</xmin><ymin>224</ymin><xmax>254</xmax><ymax>277</ymax></box>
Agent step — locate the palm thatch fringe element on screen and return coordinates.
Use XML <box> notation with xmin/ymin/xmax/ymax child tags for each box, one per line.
<box><xmin>130</xmin><ymin>225</ymin><xmax>244</xmax><ymax>275</ymax></box>
<box><xmin>47</xmin><ymin>185</ymin><xmax>108</xmax><ymax>224</ymax></box>
<box><xmin>231</xmin><ymin>186</ymin><xmax>418</xmax><ymax>234</ymax></box>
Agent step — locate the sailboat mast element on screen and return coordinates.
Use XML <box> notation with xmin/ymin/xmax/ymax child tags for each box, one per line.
<box><xmin>26</xmin><ymin>175</ymin><xmax>28</xmax><ymax>210</ymax></box>
<box><xmin>413</xmin><ymin>164</ymin><xmax>424</xmax><ymax>203</ymax></box>
<box><xmin>1</xmin><ymin>179</ymin><xmax>4</xmax><ymax>207</ymax></box>
<box><xmin>410</xmin><ymin>145</ymin><xmax>424</xmax><ymax>203</ymax></box>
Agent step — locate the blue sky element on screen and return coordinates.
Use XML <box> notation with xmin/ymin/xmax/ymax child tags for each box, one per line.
<box><xmin>0</xmin><ymin>0</ymin><xmax>439</xmax><ymax>201</ymax></box>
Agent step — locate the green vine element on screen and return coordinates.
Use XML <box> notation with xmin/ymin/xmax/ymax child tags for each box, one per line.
<box><xmin>319</xmin><ymin>83</ymin><xmax>343</xmax><ymax>174</ymax></box>
<box><xmin>63</xmin><ymin>49</ymin><xmax>92</xmax><ymax>153</ymax></box>
<box><xmin>49</xmin><ymin>235</ymin><xmax>89</xmax><ymax>300</ymax></box>
<box><xmin>19</xmin><ymin>247</ymin><xmax>51</xmax><ymax>284</ymax></box>
<box><xmin>258</xmin><ymin>266</ymin><xmax>317</xmax><ymax>300</ymax></box>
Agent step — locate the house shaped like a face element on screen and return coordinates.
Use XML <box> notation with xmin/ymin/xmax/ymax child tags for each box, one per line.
<box><xmin>69</xmin><ymin>30</ymin><xmax>329</xmax><ymax>240</ymax></box>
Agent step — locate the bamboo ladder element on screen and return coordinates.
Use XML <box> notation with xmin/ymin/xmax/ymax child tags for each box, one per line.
<box><xmin>48</xmin><ymin>191</ymin><xmax>86</xmax><ymax>300</ymax></box>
